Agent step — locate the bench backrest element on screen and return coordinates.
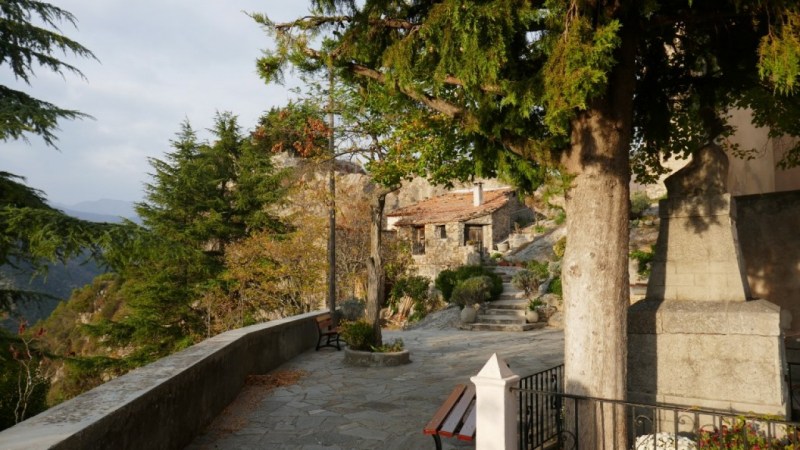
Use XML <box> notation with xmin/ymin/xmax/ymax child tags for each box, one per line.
<box><xmin>316</xmin><ymin>313</ymin><xmax>333</xmax><ymax>331</ymax></box>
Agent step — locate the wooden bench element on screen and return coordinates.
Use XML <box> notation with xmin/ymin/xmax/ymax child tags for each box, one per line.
<box><xmin>315</xmin><ymin>313</ymin><xmax>341</xmax><ymax>351</ymax></box>
<box><xmin>423</xmin><ymin>383</ymin><xmax>477</xmax><ymax>449</ymax></box>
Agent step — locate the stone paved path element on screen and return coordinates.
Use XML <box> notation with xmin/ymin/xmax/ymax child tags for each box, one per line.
<box><xmin>187</xmin><ymin>326</ymin><xmax>564</xmax><ymax>450</ymax></box>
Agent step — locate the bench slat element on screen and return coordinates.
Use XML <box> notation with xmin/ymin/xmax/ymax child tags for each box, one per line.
<box><xmin>423</xmin><ymin>384</ymin><xmax>467</xmax><ymax>436</ymax></box>
<box><xmin>439</xmin><ymin>384</ymin><xmax>475</xmax><ymax>438</ymax></box>
<box><xmin>457</xmin><ymin>402</ymin><xmax>477</xmax><ymax>441</ymax></box>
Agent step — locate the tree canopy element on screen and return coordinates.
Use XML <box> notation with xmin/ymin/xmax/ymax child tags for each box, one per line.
<box><xmin>0</xmin><ymin>0</ymin><xmax>96</xmax><ymax>147</ymax></box>
<box><xmin>256</xmin><ymin>2</ymin><xmax>800</xmax><ymax>445</ymax></box>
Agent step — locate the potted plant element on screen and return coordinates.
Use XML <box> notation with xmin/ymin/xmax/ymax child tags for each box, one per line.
<box><xmin>451</xmin><ymin>276</ymin><xmax>493</xmax><ymax>323</ymax></box>
<box><xmin>526</xmin><ymin>298</ymin><xmax>544</xmax><ymax>323</ymax></box>
<box><xmin>340</xmin><ymin>320</ymin><xmax>411</xmax><ymax>366</ymax></box>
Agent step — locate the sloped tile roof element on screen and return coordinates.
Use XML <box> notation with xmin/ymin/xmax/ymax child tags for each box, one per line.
<box><xmin>386</xmin><ymin>188</ymin><xmax>514</xmax><ymax>226</ymax></box>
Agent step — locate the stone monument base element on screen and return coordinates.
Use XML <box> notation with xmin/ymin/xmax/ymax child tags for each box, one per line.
<box><xmin>628</xmin><ymin>299</ymin><xmax>789</xmax><ymax>416</ymax></box>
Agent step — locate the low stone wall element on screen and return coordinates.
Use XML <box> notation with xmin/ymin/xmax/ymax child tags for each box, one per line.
<box><xmin>0</xmin><ymin>311</ymin><xmax>324</xmax><ymax>450</ymax></box>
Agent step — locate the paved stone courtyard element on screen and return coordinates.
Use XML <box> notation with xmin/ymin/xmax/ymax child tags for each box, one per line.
<box><xmin>187</xmin><ymin>325</ymin><xmax>564</xmax><ymax>450</ymax></box>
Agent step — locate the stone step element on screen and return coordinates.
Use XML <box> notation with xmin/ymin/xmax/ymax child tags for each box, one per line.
<box><xmin>482</xmin><ymin>308</ymin><xmax>526</xmax><ymax>317</ymax></box>
<box><xmin>498</xmin><ymin>292</ymin><xmax>526</xmax><ymax>300</ymax></box>
<box><xmin>487</xmin><ymin>303</ymin><xmax>526</xmax><ymax>311</ymax></box>
<box><xmin>476</xmin><ymin>314</ymin><xmax>527</xmax><ymax>324</ymax></box>
<box><xmin>492</xmin><ymin>298</ymin><xmax>527</xmax><ymax>305</ymax></box>
<box><xmin>468</xmin><ymin>322</ymin><xmax>546</xmax><ymax>332</ymax></box>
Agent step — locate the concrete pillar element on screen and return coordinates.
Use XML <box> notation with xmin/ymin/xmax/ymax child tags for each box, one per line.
<box><xmin>470</xmin><ymin>353</ymin><xmax>520</xmax><ymax>450</ymax></box>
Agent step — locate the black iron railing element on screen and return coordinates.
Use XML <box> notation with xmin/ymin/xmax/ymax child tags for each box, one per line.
<box><xmin>517</xmin><ymin>364</ymin><xmax>564</xmax><ymax>449</ymax></box>
<box><xmin>789</xmin><ymin>362</ymin><xmax>800</xmax><ymax>421</ymax></box>
<box><xmin>516</xmin><ymin>365</ymin><xmax>799</xmax><ymax>449</ymax></box>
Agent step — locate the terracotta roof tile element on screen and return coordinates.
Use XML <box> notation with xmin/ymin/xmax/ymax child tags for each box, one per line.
<box><xmin>387</xmin><ymin>188</ymin><xmax>514</xmax><ymax>226</ymax></box>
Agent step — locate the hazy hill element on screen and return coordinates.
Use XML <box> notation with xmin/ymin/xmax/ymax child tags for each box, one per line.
<box><xmin>52</xmin><ymin>199</ymin><xmax>141</xmax><ymax>224</ymax></box>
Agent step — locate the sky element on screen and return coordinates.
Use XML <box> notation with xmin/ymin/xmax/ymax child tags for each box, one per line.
<box><xmin>3</xmin><ymin>1</ymin><xmax>311</xmax><ymax>206</ymax></box>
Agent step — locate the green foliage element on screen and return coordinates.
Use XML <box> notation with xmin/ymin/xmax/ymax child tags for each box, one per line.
<box><xmin>541</xmin><ymin>5</ymin><xmax>621</xmax><ymax>135</ymax></box>
<box><xmin>339</xmin><ymin>320</ymin><xmax>374</xmax><ymax>351</ymax></box>
<box><xmin>526</xmin><ymin>260</ymin><xmax>550</xmax><ymax>281</ymax></box>
<box><xmin>0</xmin><ymin>1</ymin><xmax>96</xmax><ymax>147</ymax></box>
<box><xmin>511</xmin><ymin>269</ymin><xmax>544</xmax><ymax>297</ymax></box>
<box><xmin>339</xmin><ymin>298</ymin><xmax>365</xmax><ymax>322</ymax></box>
<box><xmin>630</xmin><ymin>192</ymin><xmax>652</xmax><ymax>220</ymax></box>
<box><xmin>553</xmin><ymin>208</ymin><xmax>566</xmax><ymax>225</ymax></box>
<box><xmin>758</xmin><ymin>11</ymin><xmax>800</xmax><ymax>95</ymax></box>
<box><xmin>450</xmin><ymin>276</ymin><xmax>493</xmax><ymax>308</ymax></box>
<box><xmin>630</xmin><ymin>246</ymin><xmax>656</xmax><ymax>277</ymax></box>
<box><xmin>0</xmin><ymin>328</ymin><xmax>49</xmax><ymax>431</ymax></box>
<box><xmin>435</xmin><ymin>265</ymin><xmax>502</xmax><ymax>302</ymax></box>
<box><xmin>371</xmin><ymin>338</ymin><xmax>404</xmax><ymax>353</ymax></box>
<box><xmin>548</xmin><ymin>277</ymin><xmax>563</xmax><ymax>297</ymax></box>
<box><xmin>553</xmin><ymin>237</ymin><xmax>566</xmax><ymax>259</ymax></box>
<box><xmin>696</xmin><ymin>416</ymin><xmax>794</xmax><ymax>449</ymax></box>
<box><xmin>389</xmin><ymin>276</ymin><xmax>429</xmax><ymax>304</ymax></box>
<box><xmin>389</xmin><ymin>275</ymin><xmax>434</xmax><ymax>322</ymax></box>
<box><xmin>528</xmin><ymin>297</ymin><xmax>544</xmax><ymax>312</ymax></box>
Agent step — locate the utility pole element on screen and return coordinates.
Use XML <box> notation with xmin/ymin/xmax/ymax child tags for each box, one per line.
<box><xmin>326</xmin><ymin>61</ymin><xmax>337</xmax><ymax>320</ymax></box>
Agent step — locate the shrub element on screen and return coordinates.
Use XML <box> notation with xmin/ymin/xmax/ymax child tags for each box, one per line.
<box><xmin>512</xmin><ymin>270</ymin><xmax>543</xmax><ymax>296</ymax></box>
<box><xmin>630</xmin><ymin>191</ymin><xmax>652</xmax><ymax>219</ymax></box>
<box><xmin>526</xmin><ymin>260</ymin><xmax>550</xmax><ymax>281</ymax></box>
<box><xmin>451</xmin><ymin>276</ymin><xmax>493</xmax><ymax>308</ymax></box>
<box><xmin>630</xmin><ymin>245</ymin><xmax>656</xmax><ymax>277</ymax></box>
<box><xmin>548</xmin><ymin>276</ymin><xmax>563</xmax><ymax>296</ymax></box>
<box><xmin>553</xmin><ymin>237</ymin><xmax>566</xmax><ymax>259</ymax></box>
<box><xmin>554</xmin><ymin>208</ymin><xmax>566</xmax><ymax>225</ymax></box>
<box><xmin>339</xmin><ymin>297</ymin><xmax>365</xmax><ymax>321</ymax></box>
<box><xmin>435</xmin><ymin>265</ymin><xmax>502</xmax><ymax>302</ymax></box>
<box><xmin>528</xmin><ymin>297</ymin><xmax>544</xmax><ymax>311</ymax></box>
<box><xmin>339</xmin><ymin>320</ymin><xmax>374</xmax><ymax>351</ymax></box>
<box><xmin>390</xmin><ymin>276</ymin><xmax>430</xmax><ymax>304</ymax></box>
<box><xmin>389</xmin><ymin>275</ymin><xmax>434</xmax><ymax>322</ymax></box>
<box><xmin>371</xmin><ymin>338</ymin><xmax>404</xmax><ymax>353</ymax></box>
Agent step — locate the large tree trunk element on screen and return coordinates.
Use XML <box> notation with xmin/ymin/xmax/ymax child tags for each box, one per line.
<box><xmin>560</xmin><ymin>22</ymin><xmax>636</xmax><ymax>450</ymax></box>
<box><xmin>366</xmin><ymin>187</ymin><xmax>390</xmax><ymax>347</ymax></box>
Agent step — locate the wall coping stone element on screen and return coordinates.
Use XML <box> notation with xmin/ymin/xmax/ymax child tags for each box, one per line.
<box><xmin>629</xmin><ymin>299</ymin><xmax>784</xmax><ymax>336</ymax></box>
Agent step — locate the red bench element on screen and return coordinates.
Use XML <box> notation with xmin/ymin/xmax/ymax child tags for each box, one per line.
<box><xmin>315</xmin><ymin>313</ymin><xmax>341</xmax><ymax>351</ymax></box>
<box><xmin>423</xmin><ymin>384</ymin><xmax>477</xmax><ymax>449</ymax></box>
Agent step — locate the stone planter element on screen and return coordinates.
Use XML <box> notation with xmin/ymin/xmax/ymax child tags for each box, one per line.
<box><xmin>460</xmin><ymin>307</ymin><xmax>477</xmax><ymax>323</ymax></box>
<box><xmin>496</xmin><ymin>242</ymin><xmax>509</xmax><ymax>252</ymax></box>
<box><xmin>344</xmin><ymin>348</ymin><xmax>411</xmax><ymax>367</ymax></box>
<box><xmin>525</xmin><ymin>309</ymin><xmax>539</xmax><ymax>323</ymax></box>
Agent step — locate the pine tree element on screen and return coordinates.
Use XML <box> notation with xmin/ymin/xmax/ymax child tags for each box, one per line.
<box><xmin>0</xmin><ymin>0</ymin><xmax>96</xmax><ymax>147</ymax></box>
<box><xmin>110</xmin><ymin>113</ymin><xmax>287</xmax><ymax>361</ymax></box>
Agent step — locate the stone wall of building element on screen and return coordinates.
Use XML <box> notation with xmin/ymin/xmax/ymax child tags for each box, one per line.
<box><xmin>736</xmin><ymin>190</ymin><xmax>800</xmax><ymax>336</ymax></box>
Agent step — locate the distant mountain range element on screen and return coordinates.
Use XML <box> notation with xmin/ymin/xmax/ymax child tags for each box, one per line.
<box><xmin>52</xmin><ymin>199</ymin><xmax>142</xmax><ymax>224</ymax></box>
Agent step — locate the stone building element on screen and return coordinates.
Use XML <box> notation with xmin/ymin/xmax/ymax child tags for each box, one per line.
<box><xmin>385</xmin><ymin>184</ymin><xmax>533</xmax><ymax>280</ymax></box>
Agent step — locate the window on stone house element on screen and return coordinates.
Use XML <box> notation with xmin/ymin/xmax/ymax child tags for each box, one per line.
<box><xmin>411</xmin><ymin>226</ymin><xmax>425</xmax><ymax>254</ymax></box>
<box><xmin>435</xmin><ymin>225</ymin><xmax>446</xmax><ymax>239</ymax></box>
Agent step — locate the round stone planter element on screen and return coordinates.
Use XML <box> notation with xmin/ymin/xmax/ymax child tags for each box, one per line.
<box><xmin>525</xmin><ymin>309</ymin><xmax>540</xmax><ymax>323</ymax></box>
<box><xmin>344</xmin><ymin>348</ymin><xmax>411</xmax><ymax>367</ymax></box>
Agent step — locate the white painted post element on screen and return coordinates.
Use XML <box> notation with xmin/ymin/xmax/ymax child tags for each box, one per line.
<box><xmin>470</xmin><ymin>353</ymin><xmax>520</xmax><ymax>450</ymax></box>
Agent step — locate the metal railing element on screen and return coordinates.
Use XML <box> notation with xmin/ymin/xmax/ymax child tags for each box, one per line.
<box><xmin>789</xmin><ymin>362</ymin><xmax>800</xmax><ymax>421</ymax></box>
<box><xmin>517</xmin><ymin>364</ymin><xmax>564</xmax><ymax>449</ymax></box>
<box><xmin>516</xmin><ymin>365</ymin><xmax>800</xmax><ymax>449</ymax></box>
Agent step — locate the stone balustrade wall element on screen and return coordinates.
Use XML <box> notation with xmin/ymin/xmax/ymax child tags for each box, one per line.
<box><xmin>0</xmin><ymin>311</ymin><xmax>324</xmax><ymax>450</ymax></box>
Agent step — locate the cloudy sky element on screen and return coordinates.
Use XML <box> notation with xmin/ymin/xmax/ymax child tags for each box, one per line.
<box><xmin>3</xmin><ymin>1</ymin><xmax>310</xmax><ymax>206</ymax></box>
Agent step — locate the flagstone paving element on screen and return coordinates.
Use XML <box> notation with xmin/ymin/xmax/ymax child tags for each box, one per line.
<box><xmin>187</xmin><ymin>325</ymin><xmax>564</xmax><ymax>450</ymax></box>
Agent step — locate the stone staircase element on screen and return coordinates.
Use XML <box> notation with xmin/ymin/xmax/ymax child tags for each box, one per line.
<box><xmin>468</xmin><ymin>266</ymin><xmax>547</xmax><ymax>332</ymax></box>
